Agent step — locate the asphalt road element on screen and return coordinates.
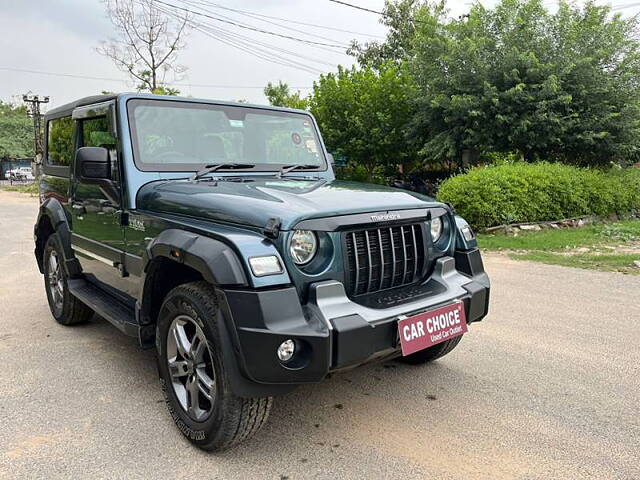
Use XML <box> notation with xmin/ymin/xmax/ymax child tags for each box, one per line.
<box><xmin>0</xmin><ymin>190</ymin><xmax>638</xmax><ymax>480</ymax></box>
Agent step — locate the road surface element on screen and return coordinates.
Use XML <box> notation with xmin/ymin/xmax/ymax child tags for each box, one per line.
<box><xmin>0</xmin><ymin>190</ymin><xmax>638</xmax><ymax>479</ymax></box>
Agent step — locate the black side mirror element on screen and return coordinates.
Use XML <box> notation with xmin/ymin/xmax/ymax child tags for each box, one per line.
<box><xmin>76</xmin><ymin>147</ymin><xmax>110</xmax><ymax>182</ymax></box>
<box><xmin>327</xmin><ymin>153</ymin><xmax>335</xmax><ymax>165</ymax></box>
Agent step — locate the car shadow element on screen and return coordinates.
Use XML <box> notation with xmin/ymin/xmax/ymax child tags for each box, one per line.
<box><xmin>79</xmin><ymin>312</ymin><xmax>462</xmax><ymax>460</ymax></box>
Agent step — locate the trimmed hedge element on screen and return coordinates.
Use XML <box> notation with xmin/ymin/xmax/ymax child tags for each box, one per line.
<box><xmin>437</xmin><ymin>162</ymin><xmax>640</xmax><ymax>229</ymax></box>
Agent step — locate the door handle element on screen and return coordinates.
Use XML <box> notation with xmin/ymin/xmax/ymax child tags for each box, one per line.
<box><xmin>72</xmin><ymin>203</ymin><xmax>86</xmax><ymax>215</ymax></box>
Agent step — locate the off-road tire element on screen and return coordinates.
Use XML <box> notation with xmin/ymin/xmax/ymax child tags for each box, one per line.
<box><xmin>43</xmin><ymin>233</ymin><xmax>93</xmax><ymax>326</ymax></box>
<box><xmin>399</xmin><ymin>336</ymin><xmax>463</xmax><ymax>365</ymax></box>
<box><xmin>156</xmin><ymin>281</ymin><xmax>272</xmax><ymax>451</ymax></box>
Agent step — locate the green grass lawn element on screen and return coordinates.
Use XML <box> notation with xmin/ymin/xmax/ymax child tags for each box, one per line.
<box><xmin>477</xmin><ymin>220</ymin><xmax>640</xmax><ymax>274</ymax></box>
<box><xmin>0</xmin><ymin>183</ymin><xmax>39</xmax><ymax>195</ymax></box>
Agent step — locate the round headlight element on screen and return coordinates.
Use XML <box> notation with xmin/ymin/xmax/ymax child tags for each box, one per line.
<box><xmin>430</xmin><ymin>217</ymin><xmax>443</xmax><ymax>242</ymax></box>
<box><xmin>289</xmin><ymin>230</ymin><xmax>317</xmax><ymax>265</ymax></box>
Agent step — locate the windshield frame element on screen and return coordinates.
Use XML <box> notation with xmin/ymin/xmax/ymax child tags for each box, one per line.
<box><xmin>126</xmin><ymin>98</ymin><xmax>328</xmax><ymax>173</ymax></box>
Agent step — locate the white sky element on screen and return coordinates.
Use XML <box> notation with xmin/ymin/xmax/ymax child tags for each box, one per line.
<box><xmin>0</xmin><ymin>0</ymin><xmax>637</xmax><ymax>111</ymax></box>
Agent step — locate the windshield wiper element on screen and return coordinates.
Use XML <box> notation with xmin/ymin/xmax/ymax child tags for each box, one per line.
<box><xmin>277</xmin><ymin>164</ymin><xmax>320</xmax><ymax>178</ymax></box>
<box><xmin>190</xmin><ymin>163</ymin><xmax>254</xmax><ymax>181</ymax></box>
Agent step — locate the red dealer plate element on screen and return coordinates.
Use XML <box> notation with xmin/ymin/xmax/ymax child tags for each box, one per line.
<box><xmin>398</xmin><ymin>302</ymin><xmax>467</xmax><ymax>356</ymax></box>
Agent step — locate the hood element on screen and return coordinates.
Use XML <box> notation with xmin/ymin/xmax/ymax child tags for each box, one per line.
<box><xmin>136</xmin><ymin>177</ymin><xmax>442</xmax><ymax>230</ymax></box>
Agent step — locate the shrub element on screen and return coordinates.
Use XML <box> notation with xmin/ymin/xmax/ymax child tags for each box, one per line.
<box><xmin>437</xmin><ymin>162</ymin><xmax>640</xmax><ymax>229</ymax></box>
<box><xmin>335</xmin><ymin>162</ymin><xmax>387</xmax><ymax>185</ymax></box>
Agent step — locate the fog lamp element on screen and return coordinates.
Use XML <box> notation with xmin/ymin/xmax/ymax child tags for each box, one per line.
<box><xmin>277</xmin><ymin>339</ymin><xmax>296</xmax><ymax>362</ymax></box>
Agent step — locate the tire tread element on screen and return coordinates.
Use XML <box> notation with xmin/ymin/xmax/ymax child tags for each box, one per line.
<box><xmin>44</xmin><ymin>234</ymin><xmax>93</xmax><ymax>326</ymax></box>
<box><xmin>399</xmin><ymin>335</ymin><xmax>463</xmax><ymax>365</ymax></box>
<box><xmin>159</xmin><ymin>281</ymin><xmax>272</xmax><ymax>451</ymax></box>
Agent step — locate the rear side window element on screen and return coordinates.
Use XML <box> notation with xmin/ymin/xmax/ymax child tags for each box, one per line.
<box><xmin>47</xmin><ymin>117</ymin><xmax>74</xmax><ymax>166</ymax></box>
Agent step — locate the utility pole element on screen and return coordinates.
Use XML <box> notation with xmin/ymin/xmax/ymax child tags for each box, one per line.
<box><xmin>22</xmin><ymin>93</ymin><xmax>49</xmax><ymax>156</ymax></box>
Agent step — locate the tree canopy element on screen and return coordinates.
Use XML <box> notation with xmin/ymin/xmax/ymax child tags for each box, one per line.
<box><xmin>348</xmin><ymin>0</ymin><xmax>432</xmax><ymax>68</ymax></box>
<box><xmin>265</xmin><ymin>0</ymin><xmax>640</xmax><ymax>172</ymax></box>
<box><xmin>0</xmin><ymin>101</ymin><xmax>33</xmax><ymax>159</ymax></box>
<box><xmin>408</xmin><ymin>0</ymin><xmax>640</xmax><ymax>166</ymax></box>
<box><xmin>263</xmin><ymin>81</ymin><xmax>309</xmax><ymax>110</ymax></box>
<box><xmin>309</xmin><ymin>64</ymin><xmax>418</xmax><ymax>178</ymax></box>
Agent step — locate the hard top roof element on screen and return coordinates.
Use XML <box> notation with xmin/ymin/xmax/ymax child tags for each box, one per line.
<box><xmin>45</xmin><ymin>94</ymin><xmax>118</xmax><ymax>119</ymax></box>
<box><xmin>44</xmin><ymin>92</ymin><xmax>310</xmax><ymax>119</ymax></box>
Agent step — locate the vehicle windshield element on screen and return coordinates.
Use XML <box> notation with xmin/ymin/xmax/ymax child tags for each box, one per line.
<box><xmin>127</xmin><ymin>99</ymin><xmax>326</xmax><ymax>172</ymax></box>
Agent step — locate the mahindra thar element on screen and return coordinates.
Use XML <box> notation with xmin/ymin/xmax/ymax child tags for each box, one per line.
<box><xmin>34</xmin><ymin>94</ymin><xmax>490</xmax><ymax>450</ymax></box>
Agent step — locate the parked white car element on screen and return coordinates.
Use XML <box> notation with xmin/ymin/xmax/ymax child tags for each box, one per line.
<box><xmin>4</xmin><ymin>167</ymin><xmax>34</xmax><ymax>181</ymax></box>
<box><xmin>19</xmin><ymin>167</ymin><xmax>35</xmax><ymax>181</ymax></box>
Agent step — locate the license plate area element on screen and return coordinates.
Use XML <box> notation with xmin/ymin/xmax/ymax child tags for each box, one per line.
<box><xmin>398</xmin><ymin>302</ymin><xmax>467</xmax><ymax>356</ymax></box>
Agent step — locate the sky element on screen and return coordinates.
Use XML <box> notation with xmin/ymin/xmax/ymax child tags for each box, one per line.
<box><xmin>0</xmin><ymin>0</ymin><xmax>638</xmax><ymax>112</ymax></box>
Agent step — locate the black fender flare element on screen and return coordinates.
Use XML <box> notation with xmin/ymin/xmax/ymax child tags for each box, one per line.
<box><xmin>138</xmin><ymin>230</ymin><xmax>268</xmax><ymax>395</ymax></box>
<box><xmin>142</xmin><ymin>229</ymin><xmax>248</xmax><ymax>287</ymax></box>
<box><xmin>34</xmin><ymin>198</ymin><xmax>81</xmax><ymax>276</ymax></box>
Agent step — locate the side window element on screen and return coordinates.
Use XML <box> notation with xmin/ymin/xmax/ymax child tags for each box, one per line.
<box><xmin>47</xmin><ymin>117</ymin><xmax>74</xmax><ymax>166</ymax></box>
<box><xmin>80</xmin><ymin>116</ymin><xmax>115</xmax><ymax>149</ymax></box>
<box><xmin>79</xmin><ymin>116</ymin><xmax>118</xmax><ymax>181</ymax></box>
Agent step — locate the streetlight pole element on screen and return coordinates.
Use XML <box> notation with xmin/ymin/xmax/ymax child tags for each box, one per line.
<box><xmin>22</xmin><ymin>93</ymin><xmax>50</xmax><ymax>178</ymax></box>
<box><xmin>23</xmin><ymin>94</ymin><xmax>50</xmax><ymax>153</ymax></box>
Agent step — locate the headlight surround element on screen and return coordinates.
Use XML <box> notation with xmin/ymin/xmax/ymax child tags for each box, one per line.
<box><xmin>289</xmin><ymin>230</ymin><xmax>318</xmax><ymax>265</ymax></box>
<box><xmin>430</xmin><ymin>217</ymin><xmax>443</xmax><ymax>242</ymax></box>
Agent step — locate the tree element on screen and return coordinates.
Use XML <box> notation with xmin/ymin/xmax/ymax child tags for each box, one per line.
<box><xmin>0</xmin><ymin>101</ymin><xmax>33</xmax><ymax>159</ymax></box>
<box><xmin>264</xmin><ymin>81</ymin><xmax>309</xmax><ymax>109</ymax></box>
<box><xmin>348</xmin><ymin>0</ymin><xmax>442</xmax><ymax>69</ymax></box>
<box><xmin>309</xmin><ymin>64</ymin><xmax>418</xmax><ymax>180</ymax></box>
<box><xmin>98</xmin><ymin>0</ymin><xmax>189</xmax><ymax>94</ymax></box>
<box><xmin>410</xmin><ymin>0</ymin><xmax>640</xmax><ymax>166</ymax></box>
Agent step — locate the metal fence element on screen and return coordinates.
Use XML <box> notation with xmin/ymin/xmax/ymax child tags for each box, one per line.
<box><xmin>0</xmin><ymin>178</ymin><xmax>37</xmax><ymax>187</ymax></box>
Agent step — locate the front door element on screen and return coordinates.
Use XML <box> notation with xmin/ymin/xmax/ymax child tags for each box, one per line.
<box><xmin>69</xmin><ymin>103</ymin><xmax>133</xmax><ymax>302</ymax></box>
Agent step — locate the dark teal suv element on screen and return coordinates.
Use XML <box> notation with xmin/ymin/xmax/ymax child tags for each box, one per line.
<box><xmin>34</xmin><ymin>93</ymin><xmax>490</xmax><ymax>450</ymax></box>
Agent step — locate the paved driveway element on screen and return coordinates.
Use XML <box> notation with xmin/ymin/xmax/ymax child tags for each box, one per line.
<box><xmin>0</xmin><ymin>190</ymin><xmax>638</xmax><ymax>479</ymax></box>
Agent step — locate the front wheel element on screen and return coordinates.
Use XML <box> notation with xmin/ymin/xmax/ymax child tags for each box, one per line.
<box><xmin>156</xmin><ymin>281</ymin><xmax>272</xmax><ymax>451</ymax></box>
<box><xmin>399</xmin><ymin>336</ymin><xmax>463</xmax><ymax>365</ymax></box>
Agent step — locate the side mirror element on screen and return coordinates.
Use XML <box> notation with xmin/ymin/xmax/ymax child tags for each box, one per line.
<box><xmin>327</xmin><ymin>153</ymin><xmax>335</xmax><ymax>165</ymax></box>
<box><xmin>75</xmin><ymin>147</ymin><xmax>110</xmax><ymax>182</ymax></box>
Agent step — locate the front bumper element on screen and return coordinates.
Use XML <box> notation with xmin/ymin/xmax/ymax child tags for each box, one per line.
<box><xmin>219</xmin><ymin>249</ymin><xmax>489</xmax><ymax>394</ymax></box>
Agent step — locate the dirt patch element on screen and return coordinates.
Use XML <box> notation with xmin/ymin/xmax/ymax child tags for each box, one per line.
<box><xmin>0</xmin><ymin>190</ymin><xmax>38</xmax><ymax>204</ymax></box>
<box><xmin>553</xmin><ymin>242</ymin><xmax>640</xmax><ymax>257</ymax></box>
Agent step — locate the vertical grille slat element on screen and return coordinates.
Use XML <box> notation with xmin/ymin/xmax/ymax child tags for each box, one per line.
<box><xmin>351</xmin><ymin>231</ymin><xmax>360</xmax><ymax>293</ymax></box>
<box><xmin>377</xmin><ymin>229</ymin><xmax>385</xmax><ymax>291</ymax></box>
<box><xmin>389</xmin><ymin>227</ymin><xmax>396</xmax><ymax>288</ymax></box>
<box><xmin>365</xmin><ymin>230</ymin><xmax>373</xmax><ymax>293</ymax></box>
<box><xmin>345</xmin><ymin>222</ymin><xmax>425</xmax><ymax>297</ymax></box>
<box><xmin>400</xmin><ymin>226</ymin><xmax>408</xmax><ymax>284</ymax></box>
<box><xmin>411</xmin><ymin>224</ymin><xmax>419</xmax><ymax>282</ymax></box>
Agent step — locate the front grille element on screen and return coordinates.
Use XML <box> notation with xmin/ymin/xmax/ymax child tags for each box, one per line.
<box><xmin>344</xmin><ymin>223</ymin><xmax>425</xmax><ymax>296</ymax></box>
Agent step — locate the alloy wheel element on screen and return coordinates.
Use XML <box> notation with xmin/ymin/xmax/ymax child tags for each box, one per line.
<box><xmin>47</xmin><ymin>250</ymin><xmax>64</xmax><ymax>312</ymax></box>
<box><xmin>166</xmin><ymin>315</ymin><xmax>216</xmax><ymax>421</ymax></box>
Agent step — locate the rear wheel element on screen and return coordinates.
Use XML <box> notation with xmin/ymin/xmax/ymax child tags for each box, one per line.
<box><xmin>156</xmin><ymin>281</ymin><xmax>272</xmax><ymax>451</ymax></box>
<box><xmin>399</xmin><ymin>336</ymin><xmax>463</xmax><ymax>365</ymax></box>
<box><xmin>43</xmin><ymin>233</ymin><xmax>93</xmax><ymax>326</ymax></box>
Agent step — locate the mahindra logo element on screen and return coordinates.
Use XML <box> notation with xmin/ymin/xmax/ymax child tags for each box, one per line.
<box><xmin>370</xmin><ymin>213</ymin><xmax>401</xmax><ymax>222</ymax></box>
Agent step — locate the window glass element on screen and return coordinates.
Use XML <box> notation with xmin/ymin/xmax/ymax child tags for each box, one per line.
<box><xmin>47</xmin><ymin>117</ymin><xmax>74</xmax><ymax>166</ymax></box>
<box><xmin>78</xmin><ymin>116</ymin><xmax>118</xmax><ymax>182</ymax></box>
<box><xmin>128</xmin><ymin>100</ymin><xmax>325</xmax><ymax>170</ymax></box>
<box><xmin>81</xmin><ymin>116</ymin><xmax>115</xmax><ymax>149</ymax></box>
